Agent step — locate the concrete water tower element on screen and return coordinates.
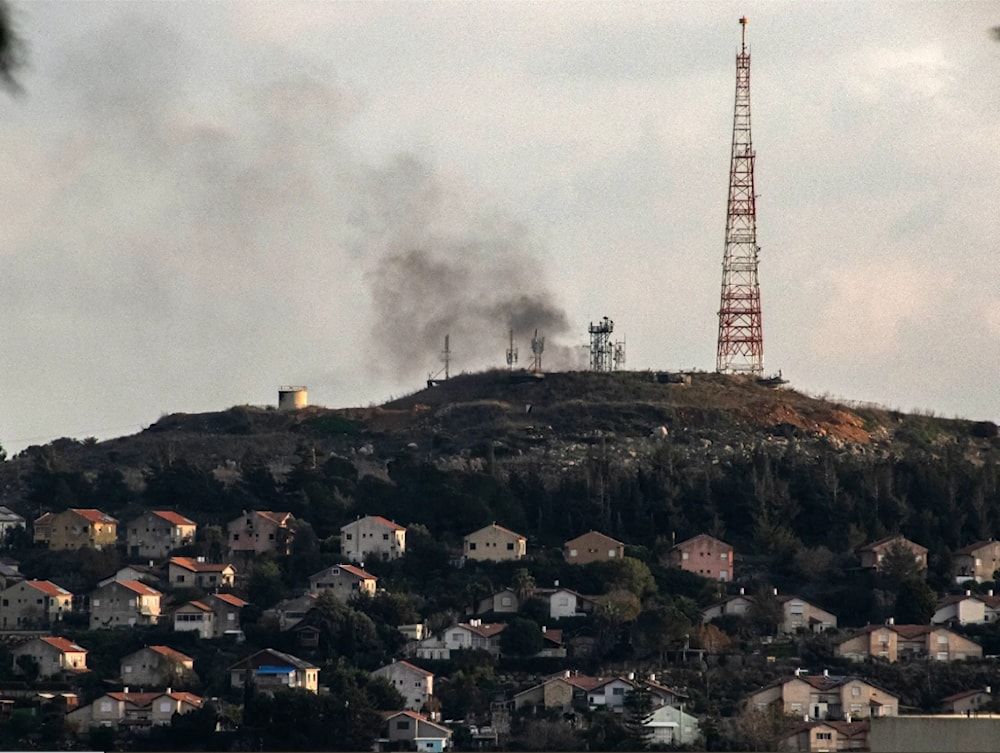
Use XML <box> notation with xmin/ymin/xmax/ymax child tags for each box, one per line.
<box><xmin>278</xmin><ymin>386</ymin><xmax>308</xmax><ymax>411</ymax></box>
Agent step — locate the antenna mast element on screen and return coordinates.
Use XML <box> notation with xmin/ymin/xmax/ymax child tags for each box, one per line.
<box><xmin>530</xmin><ymin>329</ymin><xmax>545</xmax><ymax>373</ymax></box>
<box><xmin>589</xmin><ymin>317</ymin><xmax>615</xmax><ymax>372</ymax></box>
<box><xmin>716</xmin><ymin>16</ymin><xmax>764</xmax><ymax>376</ymax></box>
<box><xmin>506</xmin><ymin>329</ymin><xmax>518</xmax><ymax>371</ymax></box>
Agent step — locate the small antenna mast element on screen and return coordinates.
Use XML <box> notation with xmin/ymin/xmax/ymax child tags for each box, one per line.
<box><xmin>506</xmin><ymin>329</ymin><xmax>518</xmax><ymax>371</ymax></box>
<box><xmin>530</xmin><ymin>329</ymin><xmax>545</xmax><ymax>373</ymax></box>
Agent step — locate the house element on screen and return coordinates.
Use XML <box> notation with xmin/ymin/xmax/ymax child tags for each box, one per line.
<box><xmin>414</xmin><ymin>620</ymin><xmax>506</xmax><ymax>660</ymax></box>
<box><xmin>12</xmin><ymin>636</ymin><xmax>87</xmax><ymax>678</ymax></box>
<box><xmin>779</xmin><ymin>720</ymin><xmax>870</xmax><ymax>752</ymax></box>
<box><xmin>226</xmin><ymin>510</ymin><xmax>296</xmax><ymax>557</ymax></box>
<box><xmin>536</xmin><ymin>628</ymin><xmax>567</xmax><ymax>658</ymax></box>
<box><xmin>513</xmin><ymin>671</ymin><xmax>591</xmax><ymax>712</ymax></box>
<box><xmin>0</xmin><ymin>579</ymin><xmax>73</xmax><ymax>628</ymax></box>
<box><xmin>167</xmin><ymin>557</ymin><xmax>236</xmax><ymax>590</ymax></box>
<box><xmin>263</xmin><ymin>593</ymin><xmax>317</xmax><ymax>631</ymax></box>
<box><xmin>702</xmin><ymin>591</ymin><xmax>837</xmax><ymax>633</ymax></box>
<box><xmin>98</xmin><ymin>563</ymin><xmax>162</xmax><ymax>589</ymax></box>
<box><xmin>0</xmin><ymin>506</ymin><xmax>25</xmax><ymax>541</ymax></box>
<box><xmin>372</xmin><ymin>660</ymin><xmax>434</xmax><ymax>714</ymax></box>
<box><xmin>563</xmin><ymin>530</ymin><xmax>625</xmax><ymax>564</ymax></box>
<box><xmin>669</xmin><ymin>533</ymin><xmax>734</xmax><ymax>581</ymax></box>
<box><xmin>173</xmin><ymin>600</ymin><xmax>215</xmax><ymax>639</ymax></box>
<box><xmin>940</xmin><ymin>688</ymin><xmax>993</xmax><ymax>715</ymax></box>
<box><xmin>340</xmin><ymin>515</ymin><xmax>407</xmax><ymax>563</ymax></box>
<box><xmin>66</xmin><ymin>690</ymin><xmax>203</xmax><ymax>732</ymax></box>
<box><xmin>579</xmin><ymin>676</ymin><xmax>641</xmax><ymax>713</ymax></box>
<box><xmin>646</xmin><ymin>703</ymin><xmax>701</xmax><ymax>747</ymax></box>
<box><xmin>835</xmin><ymin>624</ymin><xmax>982</xmax><ymax>662</ymax></box>
<box><xmin>746</xmin><ymin>673</ymin><xmax>899</xmax><ymax>719</ymax></box>
<box><xmin>34</xmin><ymin>508</ymin><xmax>117</xmax><ymax>551</ymax></box>
<box><xmin>932</xmin><ymin>592</ymin><xmax>988</xmax><ymax>626</ymax></box>
<box><xmin>0</xmin><ymin>558</ymin><xmax>23</xmax><ymax>590</ymax></box>
<box><xmin>125</xmin><ymin>510</ymin><xmax>197</xmax><ymax>560</ymax></box>
<box><xmin>954</xmin><ymin>540</ymin><xmax>1000</xmax><ymax>583</ymax></box>
<box><xmin>206</xmin><ymin>592</ymin><xmax>247</xmax><ymax>638</ymax></box>
<box><xmin>90</xmin><ymin>580</ymin><xmax>162</xmax><ymax>629</ymax></box>
<box><xmin>379</xmin><ymin>710</ymin><xmax>452</xmax><ymax>752</ymax></box>
<box><xmin>119</xmin><ymin>645</ymin><xmax>195</xmax><ymax>687</ymax></box>
<box><xmin>475</xmin><ymin>586</ymin><xmax>596</xmax><ymax>620</ymax></box>
<box><xmin>857</xmin><ymin>535</ymin><xmax>927</xmax><ymax>572</ymax></box>
<box><xmin>463</xmin><ymin>523</ymin><xmax>527</xmax><ymax>562</ymax></box>
<box><xmin>229</xmin><ymin>648</ymin><xmax>319</xmax><ymax>694</ymax></box>
<box><xmin>308</xmin><ymin>564</ymin><xmax>377</xmax><ymax>600</ymax></box>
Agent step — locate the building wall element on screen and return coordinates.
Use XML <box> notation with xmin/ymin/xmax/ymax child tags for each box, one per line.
<box><xmin>309</xmin><ymin>568</ymin><xmax>376</xmax><ymax>600</ymax></box>
<box><xmin>869</xmin><ymin>716</ymin><xmax>1000</xmax><ymax>752</ymax></box>
<box><xmin>89</xmin><ymin>583</ymin><xmax>160</xmax><ymax>630</ymax></box>
<box><xmin>463</xmin><ymin>526</ymin><xmax>526</xmax><ymax>562</ymax></box>
<box><xmin>126</xmin><ymin>513</ymin><xmax>196</xmax><ymax>560</ymax></box>
<box><xmin>0</xmin><ymin>583</ymin><xmax>72</xmax><ymax>628</ymax></box>
<box><xmin>564</xmin><ymin>532</ymin><xmax>624</xmax><ymax>565</ymax></box>
<box><xmin>340</xmin><ymin>518</ymin><xmax>406</xmax><ymax>563</ymax></box>
<box><xmin>671</xmin><ymin>535</ymin><xmax>733</xmax><ymax>581</ymax></box>
<box><xmin>48</xmin><ymin>511</ymin><xmax>117</xmax><ymax>551</ymax></box>
<box><xmin>373</xmin><ymin>663</ymin><xmax>433</xmax><ymax>712</ymax></box>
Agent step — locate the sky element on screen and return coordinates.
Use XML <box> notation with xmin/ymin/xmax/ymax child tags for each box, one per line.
<box><xmin>0</xmin><ymin>1</ymin><xmax>997</xmax><ymax>454</ymax></box>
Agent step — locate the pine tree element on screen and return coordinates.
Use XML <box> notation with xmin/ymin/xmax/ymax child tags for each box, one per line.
<box><xmin>622</xmin><ymin>684</ymin><xmax>655</xmax><ymax>750</ymax></box>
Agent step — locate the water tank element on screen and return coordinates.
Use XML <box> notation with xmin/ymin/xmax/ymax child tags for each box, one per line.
<box><xmin>278</xmin><ymin>386</ymin><xmax>308</xmax><ymax>411</ymax></box>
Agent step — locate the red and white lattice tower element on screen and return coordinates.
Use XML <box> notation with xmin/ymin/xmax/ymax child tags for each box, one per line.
<box><xmin>716</xmin><ymin>16</ymin><xmax>763</xmax><ymax>376</ymax></box>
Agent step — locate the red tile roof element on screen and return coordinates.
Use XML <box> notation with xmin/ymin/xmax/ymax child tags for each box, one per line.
<box><xmin>148</xmin><ymin>645</ymin><xmax>193</xmax><ymax>663</ymax></box>
<box><xmin>368</xmin><ymin>515</ymin><xmax>406</xmax><ymax>531</ymax></box>
<box><xmin>461</xmin><ymin>622</ymin><xmax>506</xmax><ymax>639</ymax></box>
<box><xmin>40</xmin><ymin>636</ymin><xmax>87</xmax><ymax>654</ymax></box>
<box><xmin>26</xmin><ymin>580</ymin><xmax>72</xmax><ymax>597</ymax></box>
<box><xmin>70</xmin><ymin>508</ymin><xmax>118</xmax><ymax>524</ymax></box>
<box><xmin>116</xmin><ymin>580</ymin><xmax>162</xmax><ymax>597</ymax></box>
<box><xmin>169</xmin><ymin>556</ymin><xmax>234</xmax><ymax>573</ymax></box>
<box><xmin>211</xmin><ymin>593</ymin><xmax>247</xmax><ymax>608</ymax></box>
<box><xmin>255</xmin><ymin>511</ymin><xmax>294</xmax><ymax>526</ymax></box>
<box><xmin>337</xmin><ymin>564</ymin><xmax>378</xmax><ymax>580</ymax></box>
<box><xmin>181</xmin><ymin>600</ymin><xmax>213</xmax><ymax>613</ymax></box>
<box><xmin>151</xmin><ymin>510</ymin><xmax>196</xmax><ymax>526</ymax></box>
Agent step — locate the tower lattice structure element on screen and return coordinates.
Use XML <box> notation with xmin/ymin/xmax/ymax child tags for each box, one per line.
<box><xmin>716</xmin><ymin>17</ymin><xmax>763</xmax><ymax>376</ymax></box>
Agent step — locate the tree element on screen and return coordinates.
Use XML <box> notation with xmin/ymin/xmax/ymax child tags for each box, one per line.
<box><xmin>0</xmin><ymin>0</ymin><xmax>25</xmax><ymax>93</ymax></box>
<box><xmin>512</xmin><ymin>567</ymin><xmax>536</xmax><ymax>602</ymax></box>
<box><xmin>880</xmin><ymin>540</ymin><xmax>926</xmax><ymax>587</ymax></box>
<box><xmin>894</xmin><ymin>579</ymin><xmax>937</xmax><ymax>624</ymax></box>
<box><xmin>622</xmin><ymin>685</ymin><xmax>655</xmax><ymax>750</ymax></box>
<box><xmin>500</xmin><ymin>617</ymin><xmax>544</xmax><ymax>657</ymax></box>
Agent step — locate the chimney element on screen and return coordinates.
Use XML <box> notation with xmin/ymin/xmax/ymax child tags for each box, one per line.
<box><xmin>773</xmin><ymin>588</ymin><xmax>778</xmax><ymax>596</ymax></box>
<box><xmin>845</xmin><ymin>712</ymin><xmax>852</xmax><ymax>724</ymax></box>
<box><xmin>166</xmin><ymin>687</ymin><xmax>172</xmax><ymax>695</ymax></box>
<box><xmin>123</xmin><ymin>686</ymin><xmax>129</xmax><ymax>694</ymax></box>
<box><xmin>987</xmin><ymin>686</ymin><xmax>992</xmax><ymax>695</ymax></box>
<box><xmin>823</xmin><ymin>669</ymin><xmax>829</xmax><ymax>677</ymax></box>
<box><xmin>627</xmin><ymin>671</ymin><xmax>635</xmax><ymax>681</ymax></box>
<box><xmin>794</xmin><ymin>668</ymin><xmax>801</xmax><ymax>677</ymax></box>
<box><xmin>966</xmin><ymin>590</ymin><xmax>971</xmax><ymax>596</ymax></box>
<box><xmin>739</xmin><ymin>587</ymin><xmax>745</xmax><ymax>595</ymax></box>
<box><xmin>990</xmin><ymin>590</ymin><xmax>995</xmax><ymax>597</ymax></box>
<box><xmin>888</xmin><ymin>617</ymin><xmax>895</xmax><ymax>625</ymax></box>
<box><xmin>554</xmin><ymin>579</ymin><xmax>559</xmax><ymax>588</ymax></box>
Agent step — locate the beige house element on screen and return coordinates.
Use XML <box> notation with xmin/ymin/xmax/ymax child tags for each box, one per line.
<box><xmin>563</xmin><ymin>531</ymin><xmax>625</xmax><ymax>565</ymax></box>
<box><xmin>746</xmin><ymin>673</ymin><xmax>898</xmax><ymax>720</ymax></box>
<box><xmin>340</xmin><ymin>515</ymin><xmax>407</xmax><ymax>563</ymax></box>
<box><xmin>857</xmin><ymin>535</ymin><xmax>927</xmax><ymax>571</ymax></box>
<box><xmin>941</xmin><ymin>689</ymin><xmax>993</xmax><ymax>715</ymax></box>
<box><xmin>0</xmin><ymin>579</ymin><xmax>73</xmax><ymax>628</ymax></box>
<box><xmin>379</xmin><ymin>710</ymin><xmax>452</xmax><ymax>751</ymax></box>
<box><xmin>173</xmin><ymin>600</ymin><xmax>215</xmax><ymax>639</ymax></box>
<box><xmin>229</xmin><ymin>648</ymin><xmax>319</xmax><ymax>694</ymax></box>
<box><xmin>309</xmin><ymin>564</ymin><xmax>377</xmax><ymax>600</ymax></box>
<box><xmin>933</xmin><ymin>593</ymin><xmax>989</xmax><ymax>626</ymax></box>
<box><xmin>34</xmin><ymin>508</ymin><xmax>117</xmax><ymax>551</ymax></box>
<box><xmin>12</xmin><ymin>636</ymin><xmax>88</xmax><ymax>678</ymax></box>
<box><xmin>67</xmin><ymin>690</ymin><xmax>203</xmax><ymax>732</ymax></box>
<box><xmin>669</xmin><ymin>533</ymin><xmax>734</xmax><ymax>581</ymax></box>
<box><xmin>126</xmin><ymin>511</ymin><xmax>197</xmax><ymax>560</ymax></box>
<box><xmin>463</xmin><ymin>523</ymin><xmax>526</xmax><ymax>562</ymax></box>
<box><xmin>227</xmin><ymin>510</ymin><xmax>296</xmax><ymax>556</ymax></box>
<box><xmin>90</xmin><ymin>580</ymin><xmax>162</xmax><ymax>629</ymax></box>
<box><xmin>700</xmin><ymin>592</ymin><xmax>836</xmax><ymax>633</ymax></box>
<box><xmin>835</xmin><ymin>624</ymin><xmax>982</xmax><ymax>662</ymax></box>
<box><xmin>779</xmin><ymin>720</ymin><xmax>870</xmax><ymax>752</ymax></box>
<box><xmin>119</xmin><ymin>645</ymin><xmax>195</xmax><ymax>687</ymax></box>
<box><xmin>513</xmin><ymin>672</ymin><xmax>587</xmax><ymax>712</ymax></box>
<box><xmin>372</xmin><ymin>660</ymin><xmax>435</xmax><ymax>714</ymax></box>
<box><xmin>954</xmin><ymin>540</ymin><xmax>1000</xmax><ymax>583</ymax></box>
<box><xmin>206</xmin><ymin>592</ymin><xmax>247</xmax><ymax>637</ymax></box>
<box><xmin>168</xmin><ymin>557</ymin><xmax>236</xmax><ymax>590</ymax></box>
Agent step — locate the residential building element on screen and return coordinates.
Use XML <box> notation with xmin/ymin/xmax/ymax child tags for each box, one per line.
<box><xmin>563</xmin><ymin>530</ymin><xmax>625</xmax><ymax>565</ymax></box>
<box><xmin>98</xmin><ymin>564</ymin><xmax>162</xmax><ymax>589</ymax></box>
<box><xmin>167</xmin><ymin>557</ymin><xmax>236</xmax><ymax>590</ymax></box>
<box><xmin>746</xmin><ymin>673</ymin><xmax>899</xmax><ymax>719</ymax></box>
<box><xmin>857</xmin><ymin>535</ymin><xmax>927</xmax><ymax>572</ymax></box>
<box><xmin>513</xmin><ymin>672</ymin><xmax>590</xmax><ymax>712</ymax></box>
<box><xmin>263</xmin><ymin>593</ymin><xmax>317</xmax><ymax>631</ymax></box>
<box><xmin>308</xmin><ymin>564</ymin><xmax>377</xmax><ymax>600</ymax></box>
<box><xmin>0</xmin><ymin>506</ymin><xmax>25</xmax><ymax>541</ymax></box>
<box><xmin>835</xmin><ymin>624</ymin><xmax>982</xmax><ymax>662</ymax></box>
<box><xmin>475</xmin><ymin>586</ymin><xmax>596</xmax><ymax>620</ymax></box>
<box><xmin>379</xmin><ymin>710</ymin><xmax>452</xmax><ymax>752</ymax></box>
<box><xmin>89</xmin><ymin>580</ymin><xmax>162</xmax><ymax>629</ymax></box>
<box><xmin>206</xmin><ymin>592</ymin><xmax>248</xmax><ymax>638</ymax></box>
<box><xmin>0</xmin><ymin>558</ymin><xmax>23</xmax><ymax>590</ymax></box>
<box><xmin>35</xmin><ymin>508</ymin><xmax>117</xmax><ymax>551</ymax></box>
<box><xmin>933</xmin><ymin>592</ymin><xmax>988</xmax><ymax>626</ymax></box>
<box><xmin>226</xmin><ymin>510</ymin><xmax>296</xmax><ymax>556</ymax></box>
<box><xmin>954</xmin><ymin>540</ymin><xmax>1000</xmax><ymax>583</ymax></box>
<box><xmin>940</xmin><ymin>689</ymin><xmax>993</xmax><ymax>715</ymax></box>
<box><xmin>414</xmin><ymin>620</ymin><xmax>505</xmax><ymax>660</ymax></box>
<box><xmin>173</xmin><ymin>600</ymin><xmax>215</xmax><ymax>639</ymax></box>
<box><xmin>463</xmin><ymin>523</ymin><xmax>526</xmax><ymax>562</ymax></box>
<box><xmin>702</xmin><ymin>592</ymin><xmax>837</xmax><ymax>633</ymax></box>
<box><xmin>32</xmin><ymin>512</ymin><xmax>54</xmax><ymax>546</ymax></box>
<box><xmin>229</xmin><ymin>648</ymin><xmax>319</xmax><ymax>694</ymax></box>
<box><xmin>372</xmin><ymin>660</ymin><xmax>434</xmax><ymax>714</ymax></box>
<box><xmin>646</xmin><ymin>703</ymin><xmax>701</xmax><ymax>747</ymax></box>
<box><xmin>340</xmin><ymin>515</ymin><xmax>406</xmax><ymax>563</ymax></box>
<box><xmin>669</xmin><ymin>533</ymin><xmax>734</xmax><ymax>581</ymax></box>
<box><xmin>12</xmin><ymin>636</ymin><xmax>87</xmax><ymax>678</ymax></box>
<box><xmin>119</xmin><ymin>645</ymin><xmax>195</xmax><ymax>687</ymax></box>
<box><xmin>0</xmin><ymin>579</ymin><xmax>73</xmax><ymax>628</ymax></box>
<box><xmin>66</xmin><ymin>690</ymin><xmax>203</xmax><ymax>732</ymax></box>
<box><xmin>125</xmin><ymin>511</ymin><xmax>197</xmax><ymax>560</ymax></box>
<box><xmin>779</xmin><ymin>720</ymin><xmax>870</xmax><ymax>752</ymax></box>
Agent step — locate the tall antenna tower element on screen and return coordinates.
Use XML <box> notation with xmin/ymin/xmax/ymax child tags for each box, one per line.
<box><xmin>716</xmin><ymin>16</ymin><xmax>764</xmax><ymax>376</ymax></box>
<box><xmin>506</xmin><ymin>329</ymin><xmax>518</xmax><ymax>371</ymax></box>
<box><xmin>530</xmin><ymin>329</ymin><xmax>545</xmax><ymax>373</ymax></box>
<box><xmin>589</xmin><ymin>317</ymin><xmax>615</xmax><ymax>372</ymax></box>
<box><xmin>426</xmin><ymin>334</ymin><xmax>451</xmax><ymax>387</ymax></box>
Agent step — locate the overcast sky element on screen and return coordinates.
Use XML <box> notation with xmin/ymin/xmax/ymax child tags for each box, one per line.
<box><xmin>0</xmin><ymin>1</ymin><xmax>997</xmax><ymax>453</ymax></box>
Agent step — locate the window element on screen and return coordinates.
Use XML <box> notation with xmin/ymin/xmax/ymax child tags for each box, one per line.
<box><xmin>682</xmin><ymin>552</ymin><xmax>689</xmax><ymax>560</ymax></box>
<box><xmin>383</xmin><ymin>534</ymin><xmax>389</xmax><ymax>540</ymax></box>
<box><xmin>92</xmin><ymin>599</ymin><xmax>101</xmax><ymax>607</ymax></box>
<box><xmin>506</xmin><ymin>542</ymin><xmax>514</xmax><ymax>550</ymax></box>
<box><xmin>937</xmin><ymin>634</ymin><xmax>948</xmax><ymax>644</ymax></box>
<box><xmin>816</xmin><ymin>732</ymin><xmax>832</xmax><ymax>741</ymax></box>
<box><xmin>469</xmin><ymin>542</ymin><xmax>477</xmax><ymax>550</ymax></box>
<box><xmin>100</xmin><ymin>701</ymin><xmax>112</xmax><ymax>712</ymax></box>
<box><xmin>850</xmin><ymin>704</ymin><xmax>862</xmax><ymax>713</ymax></box>
<box><xmin>159</xmin><ymin>701</ymin><xmax>171</xmax><ymax>712</ymax></box>
<box><xmin>851</xmin><ymin>686</ymin><xmax>861</xmax><ymax>697</ymax></box>
<box><xmin>612</xmin><ymin>687</ymin><xmax>625</xmax><ymax>695</ymax></box>
<box><xmin>608</xmin><ymin>549</ymin><xmax>616</xmax><ymax>557</ymax></box>
<box><xmin>232</xmin><ymin>534</ymin><xmax>239</xmax><ymax>541</ymax></box>
<box><xmin>396</xmin><ymin>721</ymin><xmax>410</xmax><ymax>730</ymax></box>
<box><xmin>720</xmin><ymin>552</ymin><xmax>729</xmax><ymax>559</ymax></box>
<box><xmin>790</xmin><ymin>703</ymin><xmax>802</xmax><ymax>712</ymax></box>
<box><xmin>346</xmin><ymin>533</ymin><xmax>353</xmax><ymax>540</ymax></box>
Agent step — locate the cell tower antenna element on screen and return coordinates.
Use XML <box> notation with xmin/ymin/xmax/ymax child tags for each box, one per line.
<box><xmin>426</xmin><ymin>334</ymin><xmax>451</xmax><ymax>387</ymax></box>
<box><xmin>530</xmin><ymin>329</ymin><xmax>545</xmax><ymax>373</ymax></box>
<box><xmin>506</xmin><ymin>329</ymin><xmax>518</xmax><ymax>371</ymax></box>
<box><xmin>716</xmin><ymin>15</ymin><xmax>764</xmax><ymax>377</ymax></box>
<box><xmin>588</xmin><ymin>317</ymin><xmax>615</xmax><ymax>372</ymax></box>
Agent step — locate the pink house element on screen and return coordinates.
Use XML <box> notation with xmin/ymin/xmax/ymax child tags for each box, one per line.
<box><xmin>670</xmin><ymin>534</ymin><xmax>734</xmax><ymax>581</ymax></box>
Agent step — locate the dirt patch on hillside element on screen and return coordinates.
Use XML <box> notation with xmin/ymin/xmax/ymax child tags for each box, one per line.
<box><xmin>755</xmin><ymin>403</ymin><xmax>871</xmax><ymax>444</ymax></box>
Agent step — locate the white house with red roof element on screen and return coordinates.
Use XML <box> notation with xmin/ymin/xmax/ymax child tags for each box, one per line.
<box><xmin>125</xmin><ymin>511</ymin><xmax>197</xmax><ymax>560</ymax></box>
<box><xmin>119</xmin><ymin>645</ymin><xmax>195</xmax><ymax>687</ymax></box>
<box><xmin>89</xmin><ymin>580</ymin><xmax>162</xmax><ymax>629</ymax></box>
<box><xmin>373</xmin><ymin>660</ymin><xmax>435</xmax><ymax>714</ymax></box>
<box><xmin>168</xmin><ymin>557</ymin><xmax>236</xmax><ymax>590</ymax></box>
<box><xmin>341</xmin><ymin>515</ymin><xmax>407</xmax><ymax>563</ymax></box>
<box><xmin>309</xmin><ymin>564</ymin><xmax>378</xmax><ymax>600</ymax></box>
<box><xmin>379</xmin><ymin>710</ymin><xmax>452</xmax><ymax>752</ymax></box>
<box><xmin>226</xmin><ymin>510</ymin><xmax>297</xmax><ymax>556</ymax></box>
<box><xmin>0</xmin><ymin>579</ymin><xmax>73</xmax><ymax>628</ymax></box>
<box><xmin>414</xmin><ymin>620</ymin><xmax>506</xmax><ymax>660</ymax></box>
<box><xmin>67</xmin><ymin>690</ymin><xmax>203</xmax><ymax>732</ymax></box>
<box><xmin>463</xmin><ymin>523</ymin><xmax>526</xmax><ymax>562</ymax></box>
<box><xmin>12</xmin><ymin>636</ymin><xmax>88</xmax><ymax>678</ymax></box>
